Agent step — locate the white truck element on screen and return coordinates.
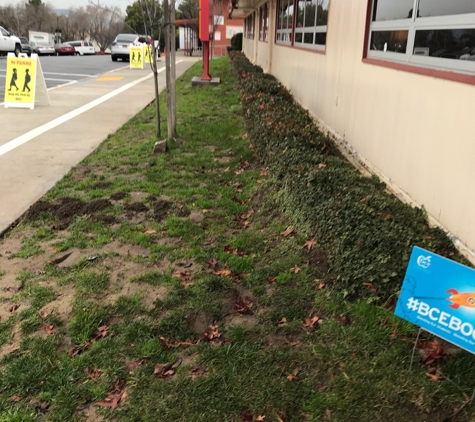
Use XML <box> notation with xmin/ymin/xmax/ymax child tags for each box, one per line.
<box><xmin>0</xmin><ymin>26</ymin><xmax>22</xmax><ymax>56</ymax></box>
<box><xmin>29</xmin><ymin>30</ymin><xmax>55</xmax><ymax>46</ymax></box>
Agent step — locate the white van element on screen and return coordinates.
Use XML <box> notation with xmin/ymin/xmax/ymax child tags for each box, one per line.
<box><xmin>68</xmin><ymin>40</ymin><xmax>95</xmax><ymax>56</ymax></box>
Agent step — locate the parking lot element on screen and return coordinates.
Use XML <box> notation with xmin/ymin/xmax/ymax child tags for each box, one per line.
<box><xmin>0</xmin><ymin>55</ymin><xmax>129</xmax><ymax>100</ymax></box>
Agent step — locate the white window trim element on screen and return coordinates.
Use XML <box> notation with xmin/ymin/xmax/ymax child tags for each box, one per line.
<box><xmin>276</xmin><ymin>0</ymin><xmax>329</xmax><ymax>49</ymax></box>
<box><xmin>367</xmin><ymin>0</ymin><xmax>475</xmax><ymax>75</ymax></box>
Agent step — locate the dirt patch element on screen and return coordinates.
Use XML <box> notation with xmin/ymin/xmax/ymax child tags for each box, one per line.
<box><xmin>26</xmin><ymin>197</ymin><xmax>114</xmax><ymax>230</ymax></box>
<box><xmin>189</xmin><ymin>211</ymin><xmax>205</xmax><ymax>223</ymax></box>
<box><xmin>55</xmin><ymin>198</ymin><xmax>86</xmax><ymax>221</ymax></box>
<box><xmin>155</xmin><ymin>237</ymin><xmax>182</xmax><ymax>247</ymax></box>
<box><xmin>153</xmin><ymin>200</ymin><xmax>172</xmax><ymax>222</ymax></box>
<box><xmin>224</xmin><ymin>314</ymin><xmax>258</xmax><ymax>329</ymax></box>
<box><xmin>188</xmin><ymin>309</ymin><xmax>212</xmax><ymax>335</ymax></box>
<box><xmin>89</xmin><ymin>182</ymin><xmax>112</xmax><ymax>190</ymax></box>
<box><xmin>110</xmin><ymin>192</ymin><xmax>127</xmax><ymax>201</ymax></box>
<box><xmin>106</xmin><ymin>283</ymin><xmax>169</xmax><ymax>309</ymax></box>
<box><xmin>71</xmin><ymin>165</ymin><xmax>92</xmax><ymax>182</ymax></box>
<box><xmin>173</xmin><ymin>206</ymin><xmax>191</xmax><ymax>218</ymax></box>
<box><xmin>90</xmin><ymin>214</ymin><xmax>117</xmax><ymax>225</ymax></box>
<box><xmin>125</xmin><ymin>203</ymin><xmax>149</xmax><ymax>213</ymax></box>
<box><xmin>83</xmin><ymin>200</ymin><xmax>112</xmax><ymax>215</ymax></box>
<box><xmin>130</xmin><ymin>192</ymin><xmax>148</xmax><ymax>202</ymax></box>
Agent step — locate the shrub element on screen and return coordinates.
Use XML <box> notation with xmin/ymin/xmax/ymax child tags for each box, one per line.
<box><xmin>230</xmin><ymin>52</ymin><xmax>467</xmax><ymax>301</ymax></box>
<box><xmin>230</xmin><ymin>32</ymin><xmax>243</xmax><ymax>51</ymax></box>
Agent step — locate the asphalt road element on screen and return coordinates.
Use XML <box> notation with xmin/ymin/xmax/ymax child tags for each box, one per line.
<box><xmin>0</xmin><ymin>55</ymin><xmax>128</xmax><ymax>100</ymax></box>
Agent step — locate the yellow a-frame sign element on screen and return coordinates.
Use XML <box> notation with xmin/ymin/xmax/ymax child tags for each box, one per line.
<box><xmin>4</xmin><ymin>53</ymin><xmax>50</xmax><ymax>109</ymax></box>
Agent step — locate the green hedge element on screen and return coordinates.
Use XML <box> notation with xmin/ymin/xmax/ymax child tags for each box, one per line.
<box><xmin>230</xmin><ymin>51</ymin><xmax>467</xmax><ymax>301</ymax></box>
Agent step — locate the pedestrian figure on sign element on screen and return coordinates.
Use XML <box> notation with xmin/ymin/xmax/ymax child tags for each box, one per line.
<box><xmin>8</xmin><ymin>68</ymin><xmax>19</xmax><ymax>91</ymax></box>
<box><xmin>131</xmin><ymin>52</ymin><xmax>136</xmax><ymax>62</ymax></box>
<box><xmin>23</xmin><ymin>69</ymin><xmax>31</xmax><ymax>92</ymax></box>
<box><xmin>138</xmin><ymin>51</ymin><xmax>142</xmax><ymax>63</ymax></box>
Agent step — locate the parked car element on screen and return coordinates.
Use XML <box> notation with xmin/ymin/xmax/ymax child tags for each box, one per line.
<box><xmin>111</xmin><ymin>33</ymin><xmax>158</xmax><ymax>61</ymax></box>
<box><xmin>19</xmin><ymin>37</ymin><xmax>31</xmax><ymax>56</ymax></box>
<box><xmin>0</xmin><ymin>26</ymin><xmax>22</xmax><ymax>56</ymax></box>
<box><xmin>68</xmin><ymin>40</ymin><xmax>95</xmax><ymax>55</ymax></box>
<box><xmin>31</xmin><ymin>41</ymin><xmax>55</xmax><ymax>56</ymax></box>
<box><xmin>55</xmin><ymin>43</ymin><xmax>75</xmax><ymax>56</ymax></box>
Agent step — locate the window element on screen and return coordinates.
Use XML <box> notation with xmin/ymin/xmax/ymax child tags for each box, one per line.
<box><xmin>245</xmin><ymin>13</ymin><xmax>256</xmax><ymax>39</ymax></box>
<box><xmin>276</xmin><ymin>0</ymin><xmax>329</xmax><ymax>50</ymax></box>
<box><xmin>259</xmin><ymin>3</ymin><xmax>269</xmax><ymax>42</ymax></box>
<box><xmin>368</xmin><ymin>0</ymin><xmax>475</xmax><ymax>74</ymax></box>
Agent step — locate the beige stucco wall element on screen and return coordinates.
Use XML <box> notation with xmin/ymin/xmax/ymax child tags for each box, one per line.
<box><xmin>243</xmin><ymin>0</ymin><xmax>475</xmax><ymax>255</ymax></box>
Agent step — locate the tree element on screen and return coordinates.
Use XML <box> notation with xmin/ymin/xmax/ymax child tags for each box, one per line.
<box><xmin>88</xmin><ymin>4</ymin><xmax>125</xmax><ymax>52</ymax></box>
<box><xmin>28</xmin><ymin>0</ymin><xmax>42</xmax><ymax>6</ymax></box>
<box><xmin>133</xmin><ymin>0</ymin><xmax>167</xmax><ymax>138</ymax></box>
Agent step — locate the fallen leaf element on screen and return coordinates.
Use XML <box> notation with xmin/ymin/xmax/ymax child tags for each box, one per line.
<box><xmin>291</xmin><ymin>265</ymin><xmax>301</xmax><ymax>274</ymax></box>
<box><xmin>10</xmin><ymin>395</ymin><xmax>21</xmax><ymax>402</ymax></box>
<box><xmin>241</xmin><ymin>411</ymin><xmax>253</xmax><ymax>421</ymax></box>
<box><xmin>256</xmin><ymin>416</ymin><xmax>266</xmax><ymax>421</ymax></box>
<box><xmin>85</xmin><ymin>366</ymin><xmax>102</xmax><ymax>379</ymax></box>
<box><xmin>202</xmin><ymin>209</ymin><xmax>210</xmax><ymax>213</ymax></box>
<box><xmin>280</xmin><ymin>227</ymin><xmax>295</xmax><ymax>237</ymax></box>
<box><xmin>235</xmin><ymin>297</ymin><xmax>253</xmax><ymax>315</ymax></box>
<box><xmin>303</xmin><ymin>238</ymin><xmax>316</xmax><ymax>250</ymax></box>
<box><xmin>44</xmin><ymin>325</ymin><xmax>54</xmax><ymax>335</ymax></box>
<box><xmin>426</xmin><ymin>367</ymin><xmax>443</xmax><ymax>382</ymax></box>
<box><xmin>235</xmin><ymin>168</ymin><xmax>245</xmax><ymax>175</ymax></box>
<box><xmin>318</xmin><ymin>283</ymin><xmax>325</xmax><ymax>290</ymax></box>
<box><xmin>421</xmin><ymin>338</ymin><xmax>448</xmax><ymax>366</ymax></box>
<box><xmin>9</xmin><ymin>304</ymin><xmax>19</xmax><ymax>313</ymax></box>
<box><xmin>302</xmin><ymin>316</ymin><xmax>319</xmax><ymax>328</ymax></box>
<box><xmin>278</xmin><ymin>317</ymin><xmax>287</xmax><ymax>327</ymax></box>
<box><xmin>318</xmin><ymin>163</ymin><xmax>327</xmax><ymax>169</ymax></box>
<box><xmin>96</xmin><ymin>378</ymin><xmax>126</xmax><ymax>412</ymax></box>
<box><xmin>213</xmin><ymin>268</ymin><xmax>232</xmax><ymax>277</ymax></box>
<box><xmin>154</xmin><ymin>362</ymin><xmax>174</xmax><ymax>378</ymax></box>
<box><xmin>287</xmin><ymin>368</ymin><xmax>299</xmax><ymax>381</ymax></box>
<box><xmin>362</xmin><ymin>282</ymin><xmax>377</xmax><ymax>293</ymax></box>
<box><xmin>9</xmin><ymin>344</ymin><xmax>19</xmax><ymax>353</ymax></box>
<box><xmin>144</xmin><ymin>229</ymin><xmax>157</xmax><ymax>235</ymax></box>
<box><xmin>267</xmin><ymin>276</ymin><xmax>276</xmax><ymax>284</ymax></box>
<box><xmin>224</xmin><ymin>167</ymin><xmax>230</xmax><ymax>172</ymax></box>
<box><xmin>333</xmin><ymin>314</ymin><xmax>351</xmax><ymax>325</ymax></box>
<box><xmin>206</xmin><ymin>258</ymin><xmax>219</xmax><ymax>268</ymax></box>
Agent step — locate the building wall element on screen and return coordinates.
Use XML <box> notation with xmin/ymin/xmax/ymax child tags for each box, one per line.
<box><xmin>243</xmin><ymin>0</ymin><xmax>475</xmax><ymax>255</ymax></box>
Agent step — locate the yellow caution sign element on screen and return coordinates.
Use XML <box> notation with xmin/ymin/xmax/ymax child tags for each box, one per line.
<box><xmin>145</xmin><ymin>45</ymin><xmax>153</xmax><ymax>64</ymax></box>
<box><xmin>130</xmin><ymin>46</ymin><xmax>144</xmax><ymax>69</ymax></box>
<box><xmin>4</xmin><ymin>54</ymin><xmax>37</xmax><ymax>108</ymax></box>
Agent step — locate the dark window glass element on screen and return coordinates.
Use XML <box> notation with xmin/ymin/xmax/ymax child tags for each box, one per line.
<box><xmin>370</xmin><ymin>30</ymin><xmax>409</xmax><ymax>53</ymax></box>
<box><xmin>418</xmin><ymin>0</ymin><xmax>475</xmax><ymax>18</ymax></box>
<box><xmin>315</xmin><ymin>32</ymin><xmax>326</xmax><ymax>45</ymax></box>
<box><xmin>316</xmin><ymin>0</ymin><xmax>329</xmax><ymax>25</ymax></box>
<box><xmin>295</xmin><ymin>33</ymin><xmax>303</xmax><ymax>42</ymax></box>
<box><xmin>304</xmin><ymin>33</ymin><xmax>314</xmax><ymax>44</ymax></box>
<box><xmin>414</xmin><ymin>28</ymin><xmax>475</xmax><ymax>60</ymax></box>
<box><xmin>372</xmin><ymin>0</ymin><xmax>415</xmax><ymax>21</ymax></box>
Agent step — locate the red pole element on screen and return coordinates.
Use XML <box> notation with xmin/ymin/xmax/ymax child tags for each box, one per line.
<box><xmin>201</xmin><ymin>41</ymin><xmax>212</xmax><ymax>81</ymax></box>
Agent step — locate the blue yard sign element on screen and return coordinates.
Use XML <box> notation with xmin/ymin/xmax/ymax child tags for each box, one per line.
<box><xmin>395</xmin><ymin>246</ymin><xmax>475</xmax><ymax>354</ymax></box>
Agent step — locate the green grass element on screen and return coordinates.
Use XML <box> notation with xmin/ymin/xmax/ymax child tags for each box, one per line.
<box><xmin>0</xmin><ymin>57</ymin><xmax>472</xmax><ymax>422</ymax></box>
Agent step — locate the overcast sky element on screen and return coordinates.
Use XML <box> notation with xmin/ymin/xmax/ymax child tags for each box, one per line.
<box><xmin>0</xmin><ymin>0</ymin><xmax>128</xmax><ymax>13</ymax></box>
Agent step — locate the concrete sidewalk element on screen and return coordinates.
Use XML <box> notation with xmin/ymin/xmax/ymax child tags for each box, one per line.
<box><xmin>0</xmin><ymin>56</ymin><xmax>199</xmax><ymax>235</ymax></box>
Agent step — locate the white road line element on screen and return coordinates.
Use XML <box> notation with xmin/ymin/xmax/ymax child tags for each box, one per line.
<box><xmin>0</xmin><ymin>68</ymin><xmax>162</xmax><ymax>158</ymax></box>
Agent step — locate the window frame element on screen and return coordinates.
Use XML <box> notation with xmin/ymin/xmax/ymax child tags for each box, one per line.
<box><xmin>259</xmin><ymin>2</ymin><xmax>269</xmax><ymax>42</ymax></box>
<box><xmin>366</xmin><ymin>0</ymin><xmax>475</xmax><ymax>76</ymax></box>
<box><xmin>275</xmin><ymin>0</ymin><xmax>330</xmax><ymax>51</ymax></box>
<box><xmin>245</xmin><ymin>12</ymin><xmax>256</xmax><ymax>40</ymax></box>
